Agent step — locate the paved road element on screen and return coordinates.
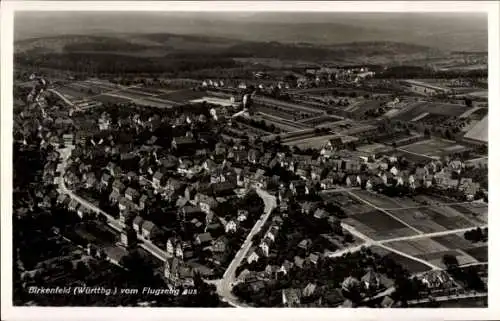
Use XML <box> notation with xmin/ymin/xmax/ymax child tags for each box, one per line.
<box><xmin>48</xmin><ymin>89</ymin><xmax>76</xmax><ymax>108</ymax></box>
<box><xmin>214</xmin><ymin>187</ymin><xmax>277</xmax><ymax>308</ymax></box>
<box><xmin>396</xmin><ymin>147</ymin><xmax>437</xmax><ymax>161</ymax></box>
<box><xmin>378</xmin><ymin>225</ymin><xmax>488</xmax><ymax>244</ymax></box>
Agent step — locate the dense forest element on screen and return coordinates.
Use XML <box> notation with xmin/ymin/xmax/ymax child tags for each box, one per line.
<box><xmin>15</xmin><ymin>52</ymin><xmax>239</xmax><ymax>75</ymax></box>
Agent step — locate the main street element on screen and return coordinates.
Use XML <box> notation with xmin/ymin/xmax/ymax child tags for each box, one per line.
<box><xmin>57</xmin><ymin>146</ymin><xmax>276</xmax><ymax>306</ymax></box>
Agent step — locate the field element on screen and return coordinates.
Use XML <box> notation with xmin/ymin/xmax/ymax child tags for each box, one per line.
<box><xmin>371</xmin><ymin>246</ymin><xmax>432</xmax><ymax>273</ymax></box>
<box><xmin>344</xmin><ymin>100</ymin><xmax>385</xmax><ymax>117</ymax></box>
<box><xmin>392</xmin><ymin>102</ymin><xmax>469</xmax><ymax>121</ymax></box>
<box><xmin>384</xmin><ymin>201</ymin><xmax>486</xmax><ymax>234</ymax></box>
<box><xmin>256</xmin><ymin>114</ymin><xmax>310</xmax><ymax>132</ymax></box>
<box><xmin>156</xmin><ymin>89</ymin><xmax>207</xmax><ymax>103</ymax></box>
<box><xmin>384</xmin><ymin>232</ymin><xmax>487</xmax><ymax>269</ymax></box>
<box><xmin>464</xmin><ymin>115</ymin><xmax>488</xmax><ymax>144</ymax></box>
<box><xmin>344</xmin><ymin>210</ymin><xmax>418</xmax><ymax>241</ymax></box>
<box><xmin>56</xmin><ymin>85</ymin><xmax>90</xmax><ymax>101</ymax></box>
<box><xmin>300</xmin><ymin>115</ymin><xmax>343</xmax><ymax>126</ymax></box>
<box><xmin>255</xmin><ymin>105</ymin><xmax>298</xmax><ymax>121</ymax></box>
<box><xmin>350</xmin><ymin>190</ymin><xmax>420</xmax><ymax>209</ymax></box>
<box><xmin>284</xmin><ymin>134</ymin><xmax>358</xmax><ymax>150</ymax></box>
<box><xmin>93</xmin><ymin>94</ymin><xmax>132</xmax><ymax>104</ymax></box>
<box><xmin>399</xmin><ymin>138</ymin><xmax>471</xmax><ymax>159</ymax></box>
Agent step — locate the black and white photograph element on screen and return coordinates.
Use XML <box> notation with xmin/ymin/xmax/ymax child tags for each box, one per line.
<box><xmin>1</xmin><ymin>1</ymin><xmax>498</xmax><ymax>320</ymax></box>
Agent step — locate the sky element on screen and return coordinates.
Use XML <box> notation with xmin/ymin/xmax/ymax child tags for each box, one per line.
<box><xmin>14</xmin><ymin>12</ymin><xmax>488</xmax><ymax>51</ymax></box>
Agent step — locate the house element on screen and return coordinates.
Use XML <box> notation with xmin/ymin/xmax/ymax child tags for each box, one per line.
<box><xmin>195</xmin><ymin>193</ymin><xmax>218</xmax><ymax>214</ymax></box>
<box><xmin>279</xmin><ymin>259</ymin><xmax>294</xmax><ymax>275</ymax></box>
<box><xmin>164</xmin><ymin>257</ymin><xmax>194</xmax><ymax>287</ymax></box>
<box><xmin>175</xmin><ymin>242</ymin><xmax>189</xmax><ymax>260</ymax></box>
<box><xmin>301</xmin><ymin>201</ymin><xmax>319</xmax><ymax>215</ymax></box>
<box><xmin>139</xmin><ymin>194</ymin><xmax>149</xmax><ymax>209</ymax></box>
<box><xmin>56</xmin><ymin>194</ymin><xmax>68</xmax><ymax>205</ymax></box>
<box><xmin>211</xmin><ymin>181</ymin><xmax>237</xmax><ymax>196</ymax></box>
<box><xmin>272</xmin><ymin>215</ymin><xmax>284</xmax><ymax>225</ymax></box>
<box><xmin>112</xmin><ymin>180</ymin><xmax>126</xmax><ymax>194</ymax></box>
<box><xmin>152</xmin><ymin>171</ymin><xmax>165</xmax><ymax>188</ymax></box>
<box><xmin>247</xmin><ymin>249</ymin><xmax>260</xmax><ymax>264</ymax></box>
<box><xmin>118</xmin><ymin>197</ymin><xmax>132</xmax><ymax>212</ymax></box>
<box><xmin>68</xmin><ymin>199</ymin><xmax>79</xmax><ymax>212</ymax></box>
<box><xmin>194</xmin><ymin>232</ymin><xmax>213</xmax><ymax>246</ymax></box>
<box><xmin>265</xmin><ymin>225</ymin><xmax>280</xmax><ymax>242</ymax></box>
<box><xmin>289</xmin><ymin>180</ymin><xmax>308</xmax><ymax>196</ymax></box>
<box><xmin>84</xmin><ymin>173</ymin><xmax>97</xmax><ymax>189</ymax></box>
<box><xmin>298</xmin><ymin>239</ymin><xmax>313</xmax><ymax>251</ymax></box>
<box><xmin>323</xmin><ymin>288</ymin><xmax>345</xmax><ymax>306</ymax></box>
<box><xmin>119</xmin><ymin>210</ymin><xmax>134</xmax><ymax>228</ymax></box>
<box><xmin>164</xmin><ymin>237</ymin><xmax>175</xmax><ymax>257</ymax></box>
<box><xmin>302</xmin><ymin>282</ymin><xmax>317</xmax><ymax>297</ymax></box>
<box><xmin>342</xmin><ymin>276</ymin><xmax>360</xmax><ymax>293</ymax></box>
<box><xmin>125</xmin><ymin>187</ymin><xmax>140</xmax><ymax>202</ymax></box>
<box><xmin>180</xmin><ymin>205</ymin><xmax>204</xmax><ymax>221</ymax></box>
<box><xmin>250</xmin><ymin>280</ymin><xmax>266</xmax><ymax>293</ymax></box>
<box><xmin>76</xmin><ymin>206</ymin><xmax>88</xmax><ymax>219</ymax></box>
<box><xmin>141</xmin><ymin>220</ymin><xmax>157</xmax><ymax>240</ymax></box>
<box><xmin>247</xmin><ymin>149</ymin><xmax>260</xmax><ymax>164</ymax></box>
<box><xmin>132</xmin><ymin>216</ymin><xmax>144</xmax><ymax>234</ymax></box>
<box><xmin>237</xmin><ymin>209</ymin><xmax>248</xmax><ymax>222</ymax></box>
<box><xmin>381</xmin><ymin>296</ymin><xmax>395</xmax><ymax>308</ymax></box>
<box><xmin>212</xmin><ymin>236</ymin><xmax>228</xmax><ymax>253</ymax></box>
<box><xmin>313</xmin><ymin>208</ymin><xmax>328</xmax><ymax>220</ymax></box>
<box><xmin>225</xmin><ymin>220</ymin><xmax>238</xmax><ymax>233</ymax></box>
<box><xmin>264</xmin><ymin>264</ymin><xmax>280</xmax><ymax>279</ymax></box>
<box><xmin>420</xmin><ymin>270</ymin><xmax>453</xmax><ymax>289</ymax></box>
<box><xmin>307</xmin><ymin>252</ymin><xmax>320</xmax><ymax>265</ymax></box>
<box><xmin>106</xmin><ymin>162</ymin><xmax>122</xmax><ymax>177</ymax></box>
<box><xmin>282</xmin><ymin>288</ymin><xmax>301</xmax><ymax>307</ymax></box>
<box><xmin>171</xmin><ymin>136</ymin><xmax>197</xmax><ymax>150</ymax></box>
<box><xmin>101</xmin><ymin>173</ymin><xmax>112</xmax><ymax>187</ymax></box>
<box><xmin>294</xmin><ymin>256</ymin><xmax>305</xmax><ymax>269</ymax></box>
<box><xmin>259</xmin><ymin>239</ymin><xmax>271</xmax><ymax>257</ymax></box>
<box><xmin>109</xmin><ymin>190</ymin><xmax>121</xmax><ymax>203</ymax></box>
<box><xmin>361</xmin><ymin>269</ymin><xmax>380</xmax><ymax>290</ymax></box>
<box><xmin>190</xmin><ymin>218</ymin><xmax>204</xmax><ymax>231</ymax></box>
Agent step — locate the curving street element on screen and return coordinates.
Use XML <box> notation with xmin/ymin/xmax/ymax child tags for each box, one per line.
<box><xmin>214</xmin><ymin>187</ymin><xmax>277</xmax><ymax>307</ymax></box>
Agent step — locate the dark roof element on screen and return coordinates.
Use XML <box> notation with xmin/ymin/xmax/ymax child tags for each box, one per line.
<box><xmin>196</xmin><ymin>232</ymin><xmax>213</xmax><ymax>243</ymax></box>
<box><xmin>173</xmin><ymin>136</ymin><xmax>197</xmax><ymax>145</ymax></box>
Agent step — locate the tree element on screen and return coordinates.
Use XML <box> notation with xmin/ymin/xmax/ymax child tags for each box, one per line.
<box><xmin>442</xmin><ymin>254</ymin><xmax>459</xmax><ymax>270</ymax></box>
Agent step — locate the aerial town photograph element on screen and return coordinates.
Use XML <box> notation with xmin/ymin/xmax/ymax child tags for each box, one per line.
<box><xmin>10</xmin><ymin>8</ymin><xmax>489</xmax><ymax>309</ymax></box>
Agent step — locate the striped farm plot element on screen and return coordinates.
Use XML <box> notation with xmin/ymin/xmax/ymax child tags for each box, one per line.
<box><xmin>383</xmin><ymin>236</ymin><xmax>483</xmax><ymax>269</ymax></box>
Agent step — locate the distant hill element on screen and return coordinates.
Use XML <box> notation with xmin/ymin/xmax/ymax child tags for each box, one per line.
<box><xmin>15</xmin><ymin>12</ymin><xmax>487</xmax><ymax>52</ymax></box>
<box><xmin>14</xmin><ymin>33</ymin><xmax>443</xmax><ymax>64</ymax></box>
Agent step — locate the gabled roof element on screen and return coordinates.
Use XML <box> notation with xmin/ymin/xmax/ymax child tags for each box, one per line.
<box><xmin>142</xmin><ymin>220</ymin><xmax>156</xmax><ymax>232</ymax></box>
